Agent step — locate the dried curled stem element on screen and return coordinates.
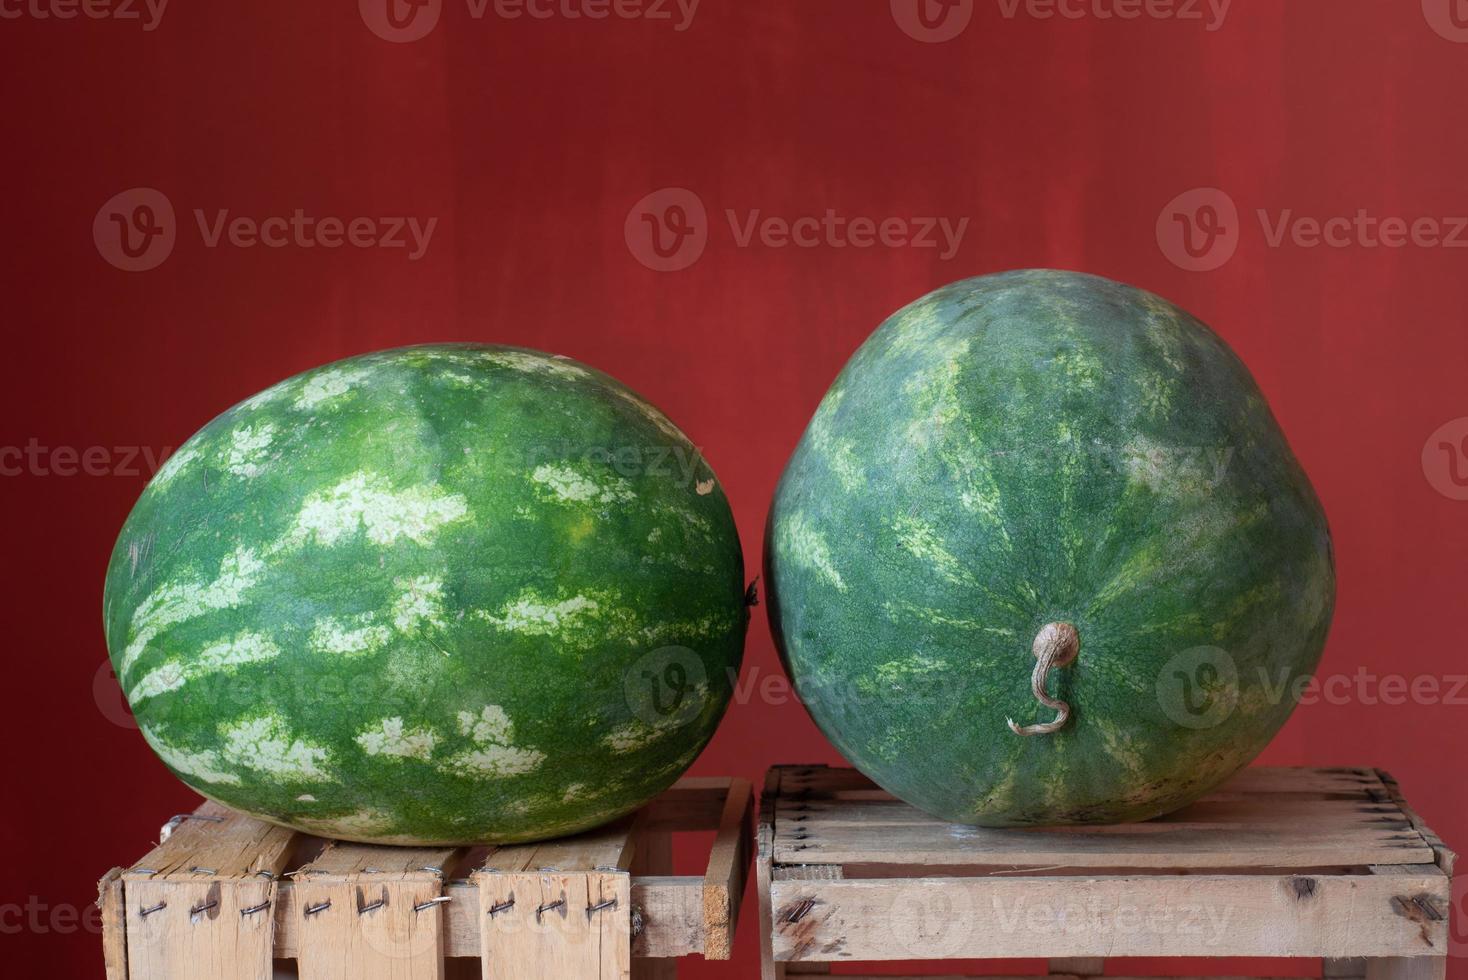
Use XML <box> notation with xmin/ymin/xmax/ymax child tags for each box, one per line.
<box><xmin>1006</xmin><ymin>622</ymin><xmax>1080</xmax><ymax>736</ymax></box>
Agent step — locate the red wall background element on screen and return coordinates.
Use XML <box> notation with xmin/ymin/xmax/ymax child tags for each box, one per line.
<box><xmin>4</xmin><ymin>1</ymin><xmax>1468</xmax><ymax>975</ymax></box>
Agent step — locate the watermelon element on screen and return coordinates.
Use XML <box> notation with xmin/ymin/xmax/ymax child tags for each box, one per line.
<box><xmin>104</xmin><ymin>344</ymin><xmax>747</xmax><ymax>844</ymax></box>
<box><xmin>765</xmin><ymin>270</ymin><xmax>1334</xmax><ymax>826</ymax></box>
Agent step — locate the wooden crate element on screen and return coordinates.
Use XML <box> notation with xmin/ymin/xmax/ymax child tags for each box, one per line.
<box><xmin>757</xmin><ymin>766</ymin><xmax>1455</xmax><ymax>980</ymax></box>
<box><xmin>97</xmin><ymin>776</ymin><xmax>752</xmax><ymax>979</ymax></box>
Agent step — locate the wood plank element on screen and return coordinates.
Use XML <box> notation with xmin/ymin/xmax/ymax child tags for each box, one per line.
<box><xmin>631</xmin><ymin>828</ymin><xmax>677</xmax><ymax>979</ymax></box>
<box><xmin>271</xmin><ymin>875</ymin><xmax>707</xmax><ymax>960</ymax></box>
<box><xmin>630</xmin><ymin>877</ymin><xmax>702</xmax><ymax>959</ymax></box>
<box><xmin>1365</xmin><ymin>958</ymin><xmax>1447</xmax><ymax>980</ymax></box>
<box><xmin>758</xmin><ymin>768</ymin><xmax>783</xmax><ymax>980</ymax></box>
<box><xmin>97</xmin><ymin>868</ymin><xmax>128</xmax><ymax>980</ymax></box>
<box><xmin>781</xmin><ymin>796</ymin><xmax>1413</xmax><ymax>829</ymax></box>
<box><xmin>770</xmin><ymin>765</ymin><xmax>1388</xmax><ymax>801</ymax></box>
<box><xmin>125</xmin><ymin>801</ymin><xmax>300</xmax><ymax>880</ymax></box>
<box><xmin>124</xmin><ymin>801</ymin><xmax>298</xmax><ymax>980</ymax></box>
<box><xmin>774</xmin><ymin>821</ymin><xmax>1433</xmax><ymax>870</ymax></box>
<box><xmin>126</xmin><ymin>875</ymin><xmax>281</xmax><ymax>980</ymax></box>
<box><xmin>1050</xmin><ymin>957</ymin><xmax>1105</xmax><ymax>975</ymax></box>
<box><xmin>802</xmin><ymin>976</ymin><xmax>1312</xmax><ymax>980</ymax></box>
<box><xmin>1204</xmin><ymin>767</ymin><xmax>1387</xmax><ymax>796</ymax></box>
<box><xmin>702</xmin><ymin>777</ymin><xmax>752</xmax><ymax>960</ymax></box>
<box><xmin>640</xmin><ymin>777</ymin><xmax>734</xmax><ymax>834</ymax></box>
<box><xmin>1325</xmin><ymin>957</ymin><xmax>1368</xmax><ymax>978</ymax></box>
<box><xmin>768</xmin><ymin>870</ymin><xmax>1451</xmax><ymax>961</ymax></box>
<box><xmin>476</xmin><ymin>869</ymin><xmax>630</xmax><ymax>979</ymax></box>
<box><xmin>1377</xmin><ymin>770</ymin><xmax>1456</xmax><ymax>875</ymax></box>
<box><xmin>770</xmin><ymin>766</ymin><xmax>1436</xmax><ymax>871</ymax></box>
<box><xmin>1366</xmin><ymin>848</ymin><xmax>1448</xmax><ymax>980</ymax></box>
<box><xmin>295</xmin><ymin>842</ymin><xmax>462</xmax><ymax>878</ymax></box>
<box><xmin>293</xmin><ymin>842</ymin><xmax>459</xmax><ymax>980</ymax></box>
<box><xmin>478</xmin><ymin>814</ymin><xmax>638</xmax><ymax>876</ymax></box>
<box><xmin>470</xmin><ymin>814</ymin><xmax>636</xmax><ymax>977</ymax></box>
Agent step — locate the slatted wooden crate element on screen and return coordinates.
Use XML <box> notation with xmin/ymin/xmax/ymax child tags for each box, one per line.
<box><xmin>96</xmin><ymin>775</ymin><xmax>752</xmax><ymax>979</ymax></box>
<box><xmin>757</xmin><ymin>766</ymin><xmax>1454</xmax><ymax>980</ymax></box>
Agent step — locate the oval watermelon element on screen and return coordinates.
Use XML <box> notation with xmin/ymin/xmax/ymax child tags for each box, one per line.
<box><xmin>104</xmin><ymin>344</ymin><xmax>747</xmax><ymax>844</ymax></box>
<box><xmin>765</xmin><ymin>270</ymin><xmax>1334</xmax><ymax>826</ymax></box>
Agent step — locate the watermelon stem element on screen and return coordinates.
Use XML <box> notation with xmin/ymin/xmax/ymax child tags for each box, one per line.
<box><xmin>1006</xmin><ymin>622</ymin><xmax>1079</xmax><ymax>737</ymax></box>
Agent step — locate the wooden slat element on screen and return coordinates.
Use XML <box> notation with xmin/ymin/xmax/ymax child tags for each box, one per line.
<box><xmin>272</xmin><ymin>875</ymin><xmax>708</xmax><ymax>960</ymax></box>
<box><xmin>1049</xmin><ymin>957</ymin><xmax>1105</xmax><ymax>975</ymax></box>
<box><xmin>775</xmin><ymin>823</ymin><xmax>1433</xmax><ymax>870</ymax></box>
<box><xmin>293</xmin><ymin>843</ymin><xmax>460</xmax><ymax>979</ymax></box>
<box><xmin>97</xmin><ymin>868</ymin><xmax>128</xmax><ymax>980</ymax></box>
<box><xmin>1377</xmin><ymin>770</ymin><xmax>1457</xmax><ymax>875</ymax></box>
<box><xmin>125</xmin><ymin>801</ymin><xmax>300</xmax><ymax>879</ymax></box>
<box><xmin>471</xmin><ymin>816</ymin><xmax>636</xmax><ymax>978</ymax></box>
<box><xmin>296</xmin><ymin>842</ymin><xmax>462</xmax><ymax>878</ymax></box>
<box><xmin>631</xmin><ymin>876</ymin><xmax>701</xmax><ymax>960</ymax></box>
<box><xmin>477</xmin><ymin>813</ymin><xmax>638</xmax><ymax>875</ymax></box>
<box><xmin>759</xmin><ymin>768</ymin><xmax>783</xmax><ymax>980</ymax></box>
<box><xmin>1365</xmin><ymin>959</ymin><xmax>1447</xmax><ymax>980</ymax></box>
<box><xmin>631</xmin><ymin>826</ymin><xmax>678</xmax><ymax>979</ymax></box>
<box><xmin>126</xmin><ymin>876</ymin><xmax>282</xmax><ymax>980</ymax></box>
<box><xmin>702</xmin><ymin>777</ymin><xmax>752</xmax><ymax>960</ymax></box>
<box><xmin>801</xmin><ymin>976</ymin><xmax>1318</xmax><ymax>980</ymax></box>
<box><xmin>1365</xmin><ymin>863</ymin><xmax>1449</xmax><ymax>980</ymax></box>
<box><xmin>784</xmin><ymin>796</ymin><xmax>1413</xmax><ymax>829</ymax></box>
<box><xmin>768</xmin><ymin>869</ymin><xmax>1451</xmax><ymax>961</ymax></box>
<box><xmin>641</xmin><ymin>777</ymin><xmax>738</xmax><ymax>834</ymax></box>
<box><xmin>771</xmin><ymin>766</ymin><xmax>1434</xmax><ymax>870</ymax></box>
<box><xmin>773</xmin><ymin>765</ymin><xmax>1390</xmax><ymax>800</ymax></box>
<box><xmin>123</xmin><ymin>801</ymin><xmax>298</xmax><ymax>980</ymax></box>
<box><xmin>476</xmin><ymin>869</ymin><xmax>630</xmax><ymax>978</ymax></box>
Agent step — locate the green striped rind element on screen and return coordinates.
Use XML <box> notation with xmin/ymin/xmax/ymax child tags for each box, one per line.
<box><xmin>765</xmin><ymin>270</ymin><xmax>1334</xmax><ymax>826</ymax></box>
<box><xmin>104</xmin><ymin>344</ymin><xmax>746</xmax><ymax>844</ymax></box>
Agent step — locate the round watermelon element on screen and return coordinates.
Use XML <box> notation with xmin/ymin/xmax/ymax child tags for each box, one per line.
<box><xmin>104</xmin><ymin>344</ymin><xmax>747</xmax><ymax>844</ymax></box>
<box><xmin>765</xmin><ymin>270</ymin><xmax>1334</xmax><ymax>826</ymax></box>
